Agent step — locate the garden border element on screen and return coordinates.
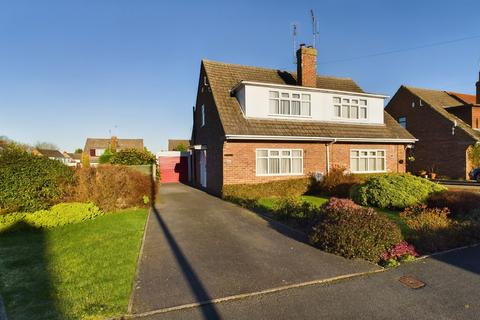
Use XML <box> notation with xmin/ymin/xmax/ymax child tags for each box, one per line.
<box><xmin>127</xmin><ymin>208</ymin><xmax>151</xmax><ymax>314</ymax></box>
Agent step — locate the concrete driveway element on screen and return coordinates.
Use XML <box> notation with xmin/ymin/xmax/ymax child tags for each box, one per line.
<box><xmin>129</xmin><ymin>183</ymin><xmax>379</xmax><ymax>316</ymax></box>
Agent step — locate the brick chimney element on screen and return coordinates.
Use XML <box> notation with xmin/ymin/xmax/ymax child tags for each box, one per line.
<box><xmin>296</xmin><ymin>44</ymin><xmax>317</xmax><ymax>87</ymax></box>
<box><xmin>110</xmin><ymin>136</ymin><xmax>118</xmax><ymax>151</ymax></box>
<box><xmin>476</xmin><ymin>71</ymin><xmax>480</xmax><ymax>104</ymax></box>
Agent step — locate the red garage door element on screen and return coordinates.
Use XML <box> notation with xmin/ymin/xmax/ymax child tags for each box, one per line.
<box><xmin>158</xmin><ymin>152</ymin><xmax>190</xmax><ymax>183</ymax></box>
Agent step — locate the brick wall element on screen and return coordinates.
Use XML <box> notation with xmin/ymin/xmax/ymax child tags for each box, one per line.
<box><xmin>386</xmin><ymin>87</ymin><xmax>476</xmax><ymax>179</ymax></box>
<box><xmin>223</xmin><ymin>141</ymin><xmax>406</xmax><ymax>185</ymax></box>
<box><xmin>191</xmin><ymin>63</ymin><xmax>225</xmax><ymax>195</ymax></box>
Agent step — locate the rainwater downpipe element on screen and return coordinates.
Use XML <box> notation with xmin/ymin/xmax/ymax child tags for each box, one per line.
<box><xmin>326</xmin><ymin>138</ymin><xmax>337</xmax><ymax>174</ymax></box>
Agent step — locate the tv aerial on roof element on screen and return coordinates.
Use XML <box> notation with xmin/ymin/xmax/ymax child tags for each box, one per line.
<box><xmin>310</xmin><ymin>9</ymin><xmax>320</xmax><ymax>49</ymax></box>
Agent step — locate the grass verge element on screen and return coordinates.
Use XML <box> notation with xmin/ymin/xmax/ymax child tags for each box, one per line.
<box><xmin>0</xmin><ymin>208</ymin><xmax>148</xmax><ymax>320</ymax></box>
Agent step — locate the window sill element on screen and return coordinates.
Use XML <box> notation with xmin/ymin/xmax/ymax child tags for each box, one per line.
<box><xmin>268</xmin><ymin>114</ymin><xmax>312</xmax><ymax>119</ymax></box>
<box><xmin>350</xmin><ymin>170</ymin><xmax>386</xmax><ymax>174</ymax></box>
<box><xmin>256</xmin><ymin>173</ymin><xmax>304</xmax><ymax>177</ymax></box>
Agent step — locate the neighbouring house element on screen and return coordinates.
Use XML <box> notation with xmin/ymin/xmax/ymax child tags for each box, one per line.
<box><xmin>83</xmin><ymin>136</ymin><xmax>144</xmax><ymax>164</ymax></box>
<box><xmin>385</xmin><ymin>73</ymin><xmax>480</xmax><ymax>180</ymax></box>
<box><xmin>63</xmin><ymin>152</ymin><xmax>82</xmax><ymax>167</ymax></box>
<box><xmin>32</xmin><ymin>148</ymin><xmax>68</xmax><ymax>164</ymax></box>
<box><xmin>168</xmin><ymin>139</ymin><xmax>190</xmax><ymax>151</ymax></box>
<box><xmin>190</xmin><ymin>44</ymin><xmax>416</xmax><ymax>195</ymax></box>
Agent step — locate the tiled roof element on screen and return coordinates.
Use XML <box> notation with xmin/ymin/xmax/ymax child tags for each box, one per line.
<box><xmin>404</xmin><ymin>86</ymin><xmax>480</xmax><ymax>141</ymax></box>
<box><xmin>203</xmin><ymin>60</ymin><xmax>415</xmax><ymax>141</ymax></box>
<box><xmin>168</xmin><ymin>139</ymin><xmax>190</xmax><ymax>151</ymax></box>
<box><xmin>83</xmin><ymin>138</ymin><xmax>144</xmax><ymax>152</ymax></box>
<box><xmin>448</xmin><ymin>92</ymin><xmax>477</xmax><ymax>105</ymax></box>
<box><xmin>37</xmin><ymin>149</ymin><xmax>65</xmax><ymax>158</ymax></box>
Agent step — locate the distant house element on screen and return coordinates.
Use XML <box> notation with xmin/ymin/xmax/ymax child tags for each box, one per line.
<box><xmin>168</xmin><ymin>139</ymin><xmax>190</xmax><ymax>151</ymax></box>
<box><xmin>190</xmin><ymin>45</ymin><xmax>415</xmax><ymax>195</ymax></box>
<box><xmin>32</xmin><ymin>148</ymin><xmax>67</xmax><ymax>164</ymax></box>
<box><xmin>83</xmin><ymin>136</ymin><xmax>144</xmax><ymax>164</ymax></box>
<box><xmin>63</xmin><ymin>152</ymin><xmax>82</xmax><ymax>167</ymax></box>
<box><xmin>385</xmin><ymin>73</ymin><xmax>480</xmax><ymax>179</ymax></box>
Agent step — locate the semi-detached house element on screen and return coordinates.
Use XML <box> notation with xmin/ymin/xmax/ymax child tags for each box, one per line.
<box><xmin>191</xmin><ymin>45</ymin><xmax>416</xmax><ymax>195</ymax></box>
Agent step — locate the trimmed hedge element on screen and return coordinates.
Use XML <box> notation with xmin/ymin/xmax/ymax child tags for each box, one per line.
<box><xmin>72</xmin><ymin>165</ymin><xmax>153</xmax><ymax>211</ymax></box>
<box><xmin>351</xmin><ymin>174</ymin><xmax>446</xmax><ymax>209</ymax></box>
<box><xmin>222</xmin><ymin>178</ymin><xmax>310</xmax><ymax>203</ymax></box>
<box><xmin>309</xmin><ymin>198</ymin><xmax>403</xmax><ymax>262</ymax></box>
<box><xmin>273</xmin><ymin>196</ymin><xmax>317</xmax><ymax>228</ymax></box>
<box><xmin>0</xmin><ymin>144</ymin><xmax>74</xmax><ymax>213</ymax></box>
<box><xmin>0</xmin><ymin>202</ymin><xmax>103</xmax><ymax>232</ymax></box>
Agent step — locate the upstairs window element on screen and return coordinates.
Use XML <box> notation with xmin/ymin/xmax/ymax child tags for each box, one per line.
<box><xmin>201</xmin><ymin>105</ymin><xmax>205</xmax><ymax>127</ymax></box>
<box><xmin>269</xmin><ymin>91</ymin><xmax>311</xmax><ymax>116</ymax></box>
<box><xmin>333</xmin><ymin>97</ymin><xmax>367</xmax><ymax>120</ymax></box>
<box><xmin>398</xmin><ymin>117</ymin><xmax>407</xmax><ymax>128</ymax></box>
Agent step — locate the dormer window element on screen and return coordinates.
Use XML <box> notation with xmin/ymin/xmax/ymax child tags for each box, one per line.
<box><xmin>269</xmin><ymin>91</ymin><xmax>311</xmax><ymax>116</ymax></box>
<box><xmin>333</xmin><ymin>97</ymin><xmax>367</xmax><ymax>120</ymax></box>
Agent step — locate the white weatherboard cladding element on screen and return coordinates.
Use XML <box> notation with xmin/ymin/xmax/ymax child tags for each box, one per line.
<box><xmin>238</xmin><ymin>84</ymin><xmax>385</xmax><ymax>125</ymax></box>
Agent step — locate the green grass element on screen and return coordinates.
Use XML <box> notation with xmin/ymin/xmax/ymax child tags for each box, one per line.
<box><xmin>376</xmin><ymin>208</ymin><xmax>411</xmax><ymax>236</ymax></box>
<box><xmin>257</xmin><ymin>195</ymin><xmax>329</xmax><ymax>211</ymax></box>
<box><xmin>0</xmin><ymin>208</ymin><xmax>148</xmax><ymax>320</ymax></box>
<box><xmin>257</xmin><ymin>195</ymin><xmax>411</xmax><ymax>236</ymax></box>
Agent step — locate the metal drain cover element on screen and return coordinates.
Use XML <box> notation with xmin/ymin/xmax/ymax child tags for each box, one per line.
<box><xmin>399</xmin><ymin>275</ymin><xmax>426</xmax><ymax>289</ymax></box>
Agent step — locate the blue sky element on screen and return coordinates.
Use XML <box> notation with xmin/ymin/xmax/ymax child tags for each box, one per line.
<box><xmin>1</xmin><ymin>0</ymin><xmax>479</xmax><ymax>152</ymax></box>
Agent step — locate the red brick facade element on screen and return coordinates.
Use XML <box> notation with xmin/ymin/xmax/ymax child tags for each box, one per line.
<box><xmin>223</xmin><ymin>141</ymin><xmax>406</xmax><ymax>185</ymax></box>
<box><xmin>386</xmin><ymin>87</ymin><xmax>476</xmax><ymax>179</ymax></box>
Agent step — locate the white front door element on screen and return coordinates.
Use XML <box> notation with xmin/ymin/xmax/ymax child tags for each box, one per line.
<box><xmin>199</xmin><ymin>150</ymin><xmax>207</xmax><ymax>188</ymax></box>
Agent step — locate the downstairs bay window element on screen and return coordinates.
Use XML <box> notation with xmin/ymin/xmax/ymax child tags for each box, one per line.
<box><xmin>350</xmin><ymin>150</ymin><xmax>386</xmax><ymax>173</ymax></box>
<box><xmin>256</xmin><ymin>149</ymin><xmax>303</xmax><ymax>176</ymax></box>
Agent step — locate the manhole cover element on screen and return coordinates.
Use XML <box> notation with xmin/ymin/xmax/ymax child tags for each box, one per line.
<box><xmin>399</xmin><ymin>275</ymin><xmax>426</xmax><ymax>289</ymax></box>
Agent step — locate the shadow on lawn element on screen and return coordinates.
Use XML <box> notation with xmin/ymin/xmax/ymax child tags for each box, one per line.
<box><xmin>0</xmin><ymin>222</ymin><xmax>63</xmax><ymax>319</ymax></box>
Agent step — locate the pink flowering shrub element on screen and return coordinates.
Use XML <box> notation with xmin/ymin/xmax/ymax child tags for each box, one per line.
<box><xmin>381</xmin><ymin>241</ymin><xmax>418</xmax><ymax>261</ymax></box>
<box><xmin>323</xmin><ymin>197</ymin><xmax>376</xmax><ymax>216</ymax></box>
<box><xmin>309</xmin><ymin>198</ymin><xmax>403</xmax><ymax>262</ymax></box>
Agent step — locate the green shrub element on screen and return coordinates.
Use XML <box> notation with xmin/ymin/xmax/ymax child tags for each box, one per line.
<box><xmin>351</xmin><ymin>173</ymin><xmax>446</xmax><ymax>209</ymax></box>
<box><xmin>273</xmin><ymin>196</ymin><xmax>318</xmax><ymax>227</ymax></box>
<box><xmin>98</xmin><ymin>148</ymin><xmax>115</xmax><ymax>164</ymax></box>
<box><xmin>110</xmin><ymin>148</ymin><xmax>156</xmax><ymax>165</ymax></box>
<box><xmin>0</xmin><ymin>202</ymin><xmax>103</xmax><ymax>232</ymax></box>
<box><xmin>309</xmin><ymin>198</ymin><xmax>403</xmax><ymax>262</ymax></box>
<box><xmin>72</xmin><ymin>165</ymin><xmax>153</xmax><ymax>211</ymax></box>
<box><xmin>427</xmin><ymin>190</ymin><xmax>480</xmax><ymax>218</ymax></box>
<box><xmin>223</xmin><ymin>178</ymin><xmax>310</xmax><ymax>204</ymax></box>
<box><xmin>309</xmin><ymin>167</ymin><xmax>366</xmax><ymax>198</ymax></box>
<box><xmin>400</xmin><ymin>205</ymin><xmax>480</xmax><ymax>253</ymax></box>
<box><xmin>0</xmin><ymin>144</ymin><xmax>74</xmax><ymax>213</ymax></box>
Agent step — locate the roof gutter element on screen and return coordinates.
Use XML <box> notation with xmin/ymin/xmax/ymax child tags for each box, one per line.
<box><xmin>225</xmin><ymin>134</ymin><xmax>417</xmax><ymax>144</ymax></box>
<box><xmin>231</xmin><ymin>80</ymin><xmax>389</xmax><ymax>99</ymax></box>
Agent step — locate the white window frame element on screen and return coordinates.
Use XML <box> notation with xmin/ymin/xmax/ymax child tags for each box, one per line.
<box><xmin>333</xmin><ymin>96</ymin><xmax>368</xmax><ymax>121</ymax></box>
<box><xmin>256</xmin><ymin>148</ymin><xmax>304</xmax><ymax>176</ymax></box>
<box><xmin>269</xmin><ymin>90</ymin><xmax>311</xmax><ymax>118</ymax></box>
<box><xmin>201</xmin><ymin>105</ymin><xmax>205</xmax><ymax>127</ymax></box>
<box><xmin>350</xmin><ymin>149</ymin><xmax>386</xmax><ymax>173</ymax></box>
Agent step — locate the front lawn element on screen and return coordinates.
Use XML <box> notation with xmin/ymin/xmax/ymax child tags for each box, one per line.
<box><xmin>257</xmin><ymin>195</ymin><xmax>329</xmax><ymax>211</ymax></box>
<box><xmin>0</xmin><ymin>208</ymin><xmax>148</xmax><ymax>320</ymax></box>
<box><xmin>258</xmin><ymin>195</ymin><xmax>410</xmax><ymax>236</ymax></box>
